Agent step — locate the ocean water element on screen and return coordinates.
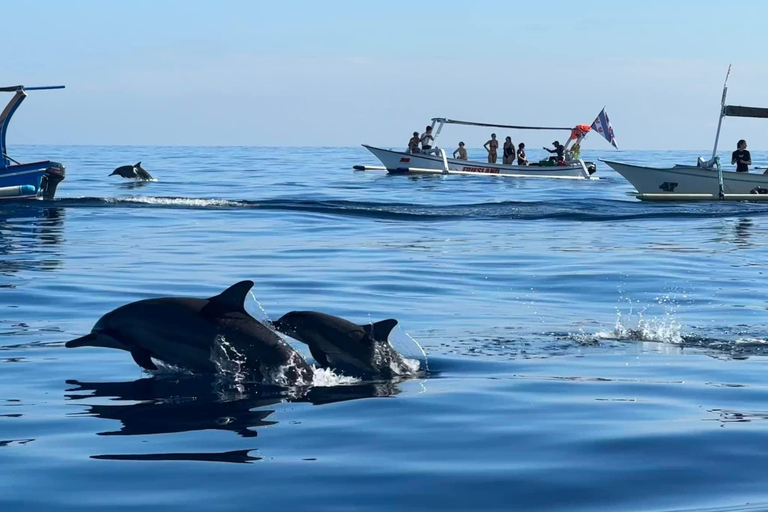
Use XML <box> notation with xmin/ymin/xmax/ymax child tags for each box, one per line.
<box><xmin>2</xmin><ymin>145</ymin><xmax>768</xmax><ymax>511</ymax></box>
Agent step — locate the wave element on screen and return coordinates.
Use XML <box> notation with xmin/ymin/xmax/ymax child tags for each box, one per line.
<box><xmin>11</xmin><ymin>196</ymin><xmax>768</xmax><ymax>222</ymax></box>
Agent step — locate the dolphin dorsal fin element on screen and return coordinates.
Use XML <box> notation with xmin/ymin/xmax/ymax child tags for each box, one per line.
<box><xmin>363</xmin><ymin>319</ymin><xmax>398</xmax><ymax>342</ymax></box>
<box><xmin>135</xmin><ymin>161</ymin><xmax>141</xmax><ymax>167</ymax></box>
<box><xmin>206</xmin><ymin>280</ymin><xmax>254</xmax><ymax>315</ymax></box>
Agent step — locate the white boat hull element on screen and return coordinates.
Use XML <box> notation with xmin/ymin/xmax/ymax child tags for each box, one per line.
<box><xmin>363</xmin><ymin>145</ymin><xmax>593</xmax><ymax>180</ymax></box>
<box><xmin>603</xmin><ymin>160</ymin><xmax>768</xmax><ymax>201</ymax></box>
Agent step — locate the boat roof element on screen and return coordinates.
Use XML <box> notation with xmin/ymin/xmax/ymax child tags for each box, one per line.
<box><xmin>723</xmin><ymin>105</ymin><xmax>768</xmax><ymax>119</ymax></box>
<box><xmin>0</xmin><ymin>85</ymin><xmax>65</xmax><ymax>93</ymax></box>
<box><xmin>431</xmin><ymin>118</ymin><xmax>573</xmax><ymax>131</ymax></box>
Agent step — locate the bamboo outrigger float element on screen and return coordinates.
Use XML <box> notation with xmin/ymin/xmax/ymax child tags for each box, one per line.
<box><xmin>356</xmin><ymin>115</ymin><xmax>613</xmax><ymax>180</ymax></box>
<box><xmin>603</xmin><ymin>66</ymin><xmax>768</xmax><ymax>201</ymax></box>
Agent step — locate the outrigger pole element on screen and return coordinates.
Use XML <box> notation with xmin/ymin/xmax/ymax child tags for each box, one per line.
<box><xmin>712</xmin><ymin>65</ymin><xmax>731</xmax><ymax>200</ymax></box>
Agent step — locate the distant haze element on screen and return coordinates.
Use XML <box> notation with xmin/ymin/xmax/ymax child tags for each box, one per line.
<box><xmin>5</xmin><ymin>0</ymin><xmax>768</xmax><ymax>150</ymax></box>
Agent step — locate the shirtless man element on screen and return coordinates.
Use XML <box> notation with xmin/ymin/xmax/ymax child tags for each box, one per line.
<box><xmin>484</xmin><ymin>133</ymin><xmax>499</xmax><ymax>164</ymax></box>
<box><xmin>453</xmin><ymin>142</ymin><xmax>468</xmax><ymax>160</ymax></box>
<box><xmin>420</xmin><ymin>126</ymin><xmax>434</xmax><ymax>152</ymax></box>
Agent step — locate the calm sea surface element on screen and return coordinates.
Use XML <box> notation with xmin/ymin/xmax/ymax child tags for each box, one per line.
<box><xmin>3</xmin><ymin>145</ymin><xmax>768</xmax><ymax>512</ymax></box>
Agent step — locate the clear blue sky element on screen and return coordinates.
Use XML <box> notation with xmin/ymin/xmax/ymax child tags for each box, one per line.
<box><xmin>5</xmin><ymin>0</ymin><xmax>768</xmax><ymax>149</ymax></box>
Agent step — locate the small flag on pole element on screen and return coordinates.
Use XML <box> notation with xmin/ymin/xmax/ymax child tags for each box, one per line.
<box><xmin>590</xmin><ymin>108</ymin><xmax>618</xmax><ymax>148</ymax></box>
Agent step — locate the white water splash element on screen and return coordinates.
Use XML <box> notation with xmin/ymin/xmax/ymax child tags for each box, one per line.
<box><xmin>311</xmin><ymin>367</ymin><xmax>360</xmax><ymax>386</ymax></box>
<box><xmin>105</xmin><ymin>196</ymin><xmax>241</xmax><ymax>208</ymax></box>
<box><xmin>150</xmin><ymin>359</ymin><xmax>195</xmax><ymax>375</ymax></box>
<box><xmin>211</xmin><ymin>335</ymin><xmax>248</xmax><ymax>394</ymax></box>
<box><xmin>569</xmin><ymin>295</ymin><xmax>686</xmax><ymax>345</ymax></box>
<box><xmin>388</xmin><ymin>326</ymin><xmax>429</xmax><ymax>373</ymax></box>
<box><xmin>246</xmin><ymin>291</ymin><xmax>275</xmax><ymax>328</ymax></box>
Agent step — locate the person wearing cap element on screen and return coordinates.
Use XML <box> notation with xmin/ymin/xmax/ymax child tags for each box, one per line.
<box><xmin>543</xmin><ymin>140</ymin><xmax>565</xmax><ymax>162</ymax></box>
<box><xmin>484</xmin><ymin>133</ymin><xmax>499</xmax><ymax>164</ymax></box>
<box><xmin>453</xmin><ymin>141</ymin><xmax>468</xmax><ymax>160</ymax></box>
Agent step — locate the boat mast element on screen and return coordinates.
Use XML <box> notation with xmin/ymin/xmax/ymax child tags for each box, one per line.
<box><xmin>712</xmin><ymin>65</ymin><xmax>731</xmax><ymax>199</ymax></box>
<box><xmin>711</xmin><ymin>65</ymin><xmax>731</xmax><ymax>161</ymax></box>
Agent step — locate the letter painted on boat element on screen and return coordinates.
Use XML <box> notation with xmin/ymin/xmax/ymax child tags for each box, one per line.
<box><xmin>461</xmin><ymin>166</ymin><xmax>500</xmax><ymax>174</ymax></box>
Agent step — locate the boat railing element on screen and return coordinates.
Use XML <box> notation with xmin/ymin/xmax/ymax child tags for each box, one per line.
<box><xmin>576</xmin><ymin>159</ymin><xmax>591</xmax><ymax>179</ymax></box>
<box><xmin>438</xmin><ymin>148</ymin><xmax>449</xmax><ymax>174</ymax></box>
<box><xmin>1</xmin><ymin>152</ymin><xmax>20</xmax><ymax>166</ymax></box>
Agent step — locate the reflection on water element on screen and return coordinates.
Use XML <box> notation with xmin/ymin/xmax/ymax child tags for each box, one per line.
<box><xmin>116</xmin><ymin>181</ymin><xmax>153</xmax><ymax>191</ymax></box>
<box><xmin>734</xmin><ymin>218</ymin><xmax>753</xmax><ymax>246</ymax></box>
<box><xmin>91</xmin><ymin>450</ymin><xmax>262</xmax><ymax>464</ymax></box>
<box><xmin>0</xmin><ymin>205</ymin><xmax>65</xmax><ymax>277</ymax></box>
<box><xmin>65</xmin><ymin>375</ymin><xmax>400</xmax><ymax>463</ymax></box>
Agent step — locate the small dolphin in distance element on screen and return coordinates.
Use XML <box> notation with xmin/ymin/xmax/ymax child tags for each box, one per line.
<box><xmin>65</xmin><ymin>281</ymin><xmax>312</xmax><ymax>385</ymax></box>
<box><xmin>273</xmin><ymin>311</ymin><xmax>416</xmax><ymax>378</ymax></box>
<box><xmin>110</xmin><ymin>161</ymin><xmax>154</xmax><ymax>181</ymax></box>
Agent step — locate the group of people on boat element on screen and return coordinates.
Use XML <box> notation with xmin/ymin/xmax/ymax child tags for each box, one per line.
<box><xmin>479</xmin><ymin>133</ymin><xmax>529</xmax><ymax>166</ymax></box>
<box><xmin>409</xmin><ymin>127</ymin><xmax>577</xmax><ymax>168</ymax></box>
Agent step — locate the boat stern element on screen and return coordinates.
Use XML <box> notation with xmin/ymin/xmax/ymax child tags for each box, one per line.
<box><xmin>41</xmin><ymin>161</ymin><xmax>65</xmax><ymax>199</ymax></box>
<box><xmin>0</xmin><ymin>160</ymin><xmax>66</xmax><ymax>200</ymax></box>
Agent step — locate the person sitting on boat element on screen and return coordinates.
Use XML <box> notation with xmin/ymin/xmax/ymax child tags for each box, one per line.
<box><xmin>453</xmin><ymin>142</ymin><xmax>468</xmax><ymax>161</ymax></box>
<box><xmin>543</xmin><ymin>140</ymin><xmax>565</xmax><ymax>162</ymax></box>
<box><xmin>408</xmin><ymin>131</ymin><xmax>420</xmax><ymax>153</ymax></box>
<box><xmin>732</xmin><ymin>139</ymin><xmax>752</xmax><ymax>173</ymax></box>
<box><xmin>484</xmin><ymin>133</ymin><xmax>499</xmax><ymax>164</ymax></box>
<box><xmin>420</xmin><ymin>126</ymin><xmax>434</xmax><ymax>153</ymax></box>
<box><xmin>503</xmin><ymin>136</ymin><xmax>515</xmax><ymax>165</ymax></box>
<box><xmin>569</xmin><ymin>142</ymin><xmax>581</xmax><ymax>160</ymax></box>
<box><xmin>517</xmin><ymin>143</ymin><xmax>528</xmax><ymax>166</ymax></box>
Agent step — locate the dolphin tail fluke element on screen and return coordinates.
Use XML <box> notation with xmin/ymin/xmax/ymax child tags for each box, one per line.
<box><xmin>364</xmin><ymin>319</ymin><xmax>399</xmax><ymax>342</ymax></box>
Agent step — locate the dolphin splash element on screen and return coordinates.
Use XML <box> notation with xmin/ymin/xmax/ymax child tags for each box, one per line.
<box><xmin>109</xmin><ymin>161</ymin><xmax>154</xmax><ymax>181</ymax></box>
<box><xmin>273</xmin><ymin>311</ymin><xmax>417</xmax><ymax>378</ymax></box>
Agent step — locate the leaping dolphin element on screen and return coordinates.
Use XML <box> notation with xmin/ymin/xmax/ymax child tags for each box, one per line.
<box><xmin>65</xmin><ymin>281</ymin><xmax>312</xmax><ymax>385</ymax></box>
<box><xmin>110</xmin><ymin>161</ymin><xmax>154</xmax><ymax>181</ymax></box>
<box><xmin>273</xmin><ymin>311</ymin><xmax>414</xmax><ymax>378</ymax></box>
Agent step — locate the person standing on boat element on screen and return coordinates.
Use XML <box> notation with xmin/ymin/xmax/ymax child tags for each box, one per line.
<box><xmin>503</xmin><ymin>136</ymin><xmax>515</xmax><ymax>165</ymax></box>
<box><xmin>408</xmin><ymin>131</ymin><xmax>420</xmax><ymax>153</ymax></box>
<box><xmin>543</xmin><ymin>140</ymin><xmax>565</xmax><ymax>162</ymax></box>
<box><xmin>731</xmin><ymin>139</ymin><xmax>752</xmax><ymax>172</ymax></box>
<box><xmin>517</xmin><ymin>143</ymin><xmax>528</xmax><ymax>166</ymax></box>
<box><xmin>420</xmin><ymin>126</ymin><xmax>434</xmax><ymax>153</ymax></box>
<box><xmin>484</xmin><ymin>134</ymin><xmax>499</xmax><ymax>164</ymax></box>
<box><xmin>453</xmin><ymin>142</ymin><xmax>468</xmax><ymax>160</ymax></box>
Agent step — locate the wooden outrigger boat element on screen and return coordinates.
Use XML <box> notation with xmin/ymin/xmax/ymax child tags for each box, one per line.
<box><xmin>356</xmin><ymin>115</ymin><xmax>616</xmax><ymax>180</ymax></box>
<box><xmin>0</xmin><ymin>85</ymin><xmax>66</xmax><ymax>200</ymax></box>
<box><xmin>603</xmin><ymin>66</ymin><xmax>768</xmax><ymax>201</ymax></box>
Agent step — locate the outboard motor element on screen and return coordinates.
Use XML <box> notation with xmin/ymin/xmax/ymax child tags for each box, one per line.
<box><xmin>40</xmin><ymin>162</ymin><xmax>65</xmax><ymax>199</ymax></box>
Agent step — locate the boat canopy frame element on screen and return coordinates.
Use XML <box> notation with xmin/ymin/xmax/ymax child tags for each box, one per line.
<box><xmin>0</xmin><ymin>85</ymin><xmax>65</xmax><ymax>168</ymax></box>
<box><xmin>428</xmin><ymin>117</ymin><xmax>582</xmax><ymax>151</ymax></box>
<box><xmin>709</xmin><ymin>66</ymin><xmax>768</xmax><ymax>198</ymax></box>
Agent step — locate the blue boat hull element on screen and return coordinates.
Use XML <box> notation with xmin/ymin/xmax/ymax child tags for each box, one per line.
<box><xmin>0</xmin><ymin>161</ymin><xmax>65</xmax><ymax>200</ymax></box>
